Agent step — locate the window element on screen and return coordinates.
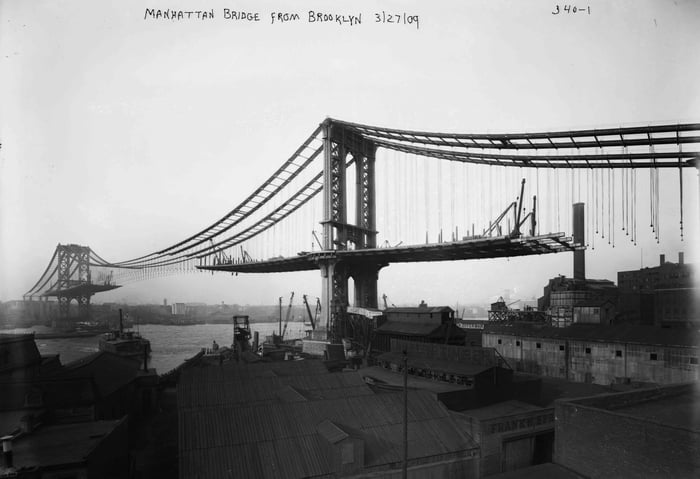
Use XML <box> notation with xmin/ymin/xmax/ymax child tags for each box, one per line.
<box><xmin>497</xmin><ymin>339</ymin><xmax>502</xmax><ymax>345</ymax></box>
<box><xmin>616</xmin><ymin>350</ymin><xmax>622</xmax><ymax>357</ymax></box>
<box><xmin>650</xmin><ymin>353</ymin><xmax>658</xmax><ymax>361</ymax></box>
<box><xmin>690</xmin><ymin>357</ymin><xmax>698</xmax><ymax>365</ymax></box>
<box><xmin>516</xmin><ymin>340</ymin><xmax>521</xmax><ymax>347</ymax></box>
<box><xmin>559</xmin><ymin>345</ymin><xmax>565</xmax><ymax>351</ymax></box>
<box><xmin>585</xmin><ymin>347</ymin><xmax>591</xmax><ymax>354</ymax></box>
<box><xmin>536</xmin><ymin>343</ymin><xmax>542</xmax><ymax>349</ymax></box>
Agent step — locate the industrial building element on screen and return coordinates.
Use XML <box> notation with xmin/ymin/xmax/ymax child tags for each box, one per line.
<box><xmin>483</xmin><ymin>324</ymin><xmax>700</xmax><ymax>385</ymax></box>
<box><xmin>537</xmin><ymin>276</ymin><xmax>618</xmax><ymax>328</ymax></box>
<box><xmin>371</xmin><ymin>303</ymin><xmax>467</xmax><ymax>352</ymax></box>
<box><xmin>618</xmin><ymin>252</ymin><xmax>698</xmax><ymax>327</ymax></box>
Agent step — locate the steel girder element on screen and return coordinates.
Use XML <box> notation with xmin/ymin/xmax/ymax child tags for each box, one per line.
<box><xmin>320</xmin><ymin>121</ymin><xmax>380</xmax><ymax>341</ymax></box>
<box><xmin>55</xmin><ymin>244</ymin><xmax>92</xmax><ymax>319</ymax></box>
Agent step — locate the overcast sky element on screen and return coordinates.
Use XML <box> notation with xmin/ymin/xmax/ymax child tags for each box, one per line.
<box><xmin>1</xmin><ymin>0</ymin><xmax>699</xmax><ymax>308</ymax></box>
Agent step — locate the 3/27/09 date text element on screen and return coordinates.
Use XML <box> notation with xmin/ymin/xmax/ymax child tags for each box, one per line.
<box><xmin>375</xmin><ymin>11</ymin><xmax>420</xmax><ymax>29</ymax></box>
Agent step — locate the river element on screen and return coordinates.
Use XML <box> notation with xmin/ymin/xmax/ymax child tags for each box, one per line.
<box><xmin>2</xmin><ymin>322</ymin><xmax>310</xmax><ymax>374</ymax></box>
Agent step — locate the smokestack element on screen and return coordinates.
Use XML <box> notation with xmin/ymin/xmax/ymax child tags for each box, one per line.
<box><xmin>660</xmin><ymin>254</ymin><xmax>666</xmax><ymax>266</ymax></box>
<box><xmin>679</xmin><ymin>252</ymin><xmax>684</xmax><ymax>265</ymax></box>
<box><xmin>573</xmin><ymin>203</ymin><xmax>585</xmax><ymax>280</ymax></box>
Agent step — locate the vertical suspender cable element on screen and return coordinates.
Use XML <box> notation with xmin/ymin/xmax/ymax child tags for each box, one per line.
<box><xmin>679</xmin><ymin>157</ymin><xmax>684</xmax><ymax>241</ymax></box>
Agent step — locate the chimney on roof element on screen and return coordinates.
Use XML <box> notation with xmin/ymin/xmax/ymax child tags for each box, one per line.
<box><xmin>660</xmin><ymin>254</ymin><xmax>666</xmax><ymax>266</ymax></box>
<box><xmin>679</xmin><ymin>252</ymin><xmax>684</xmax><ymax>265</ymax></box>
<box><xmin>573</xmin><ymin>203</ymin><xmax>585</xmax><ymax>280</ymax></box>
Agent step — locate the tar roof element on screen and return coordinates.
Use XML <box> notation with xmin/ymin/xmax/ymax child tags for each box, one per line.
<box><xmin>11</xmin><ymin>419</ymin><xmax>124</xmax><ymax>468</ymax></box>
<box><xmin>178</xmin><ymin>369</ymin><xmax>374</xmax><ymax>409</ymax></box>
<box><xmin>377</xmin><ymin>352</ymin><xmax>494</xmax><ymax>377</ymax></box>
<box><xmin>61</xmin><ymin>351</ymin><xmax>141</xmax><ymax>397</ymax></box>
<box><xmin>458</xmin><ymin>400</ymin><xmax>545</xmax><ymax>421</ymax></box>
<box><xmin>484</xmin><ymin>324</ymin><xmax>700</xmax><ymax>348</ymax></box>
<box><xmin>179</xmin><ymin>390</ymin><xmax>477</xmax><ymax>479</ymax></box>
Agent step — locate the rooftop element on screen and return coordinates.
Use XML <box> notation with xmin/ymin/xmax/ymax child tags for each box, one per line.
<box><xmin>484</xmin><ymin>323</ymin><xmax>700</xmax><ymax>348</ymax></box>
<box><xmin>61</xmin><ymin>351</ymin><xmax>143</xmax><ymax>397</ymax></box>
<box><xmin>360</xmin><ymin>365</ymin><xmax>467</xmax><ymax>394</ymax></box>
<box><xmin>178</xmin><ymin>368</ymin><xmax>374</xmax><ymax>409</ymax></box>
<box><xmin>460</xmin><ymin>400</ymin><xmax>544</xmax><ymax>421</ymax></box>
<box><xmin>377</xmin><ymin>351</ymin><xmax>495</xmax><ymax>377</ymax></box>
<box><xmin>10</xmin><ymin>419</ymin><xmax>125</xmax><ymax>469</ymax></box>
<box><xmin>488</xmin><ymin>463</ymin><xmax>585</xmax><ymax>479</ymax></box>
<box><xmin>179</xmin><ymin>389</ymin><xmax>477</xmax><ymax>478</ymax></box>
<box><xmin>568</xmin><ymin>382</ymin><xmax>700</xmax><ymax>432</ymax></box>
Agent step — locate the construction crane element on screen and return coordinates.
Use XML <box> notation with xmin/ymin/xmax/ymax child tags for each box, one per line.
<box><xmin>302</xmin><ymin>294</ymin><xmax>316</xmax><ymax>330</ymax></box>
<box><xmin>281</xmin><ymin>292</ymin><xmax>295</xmax><ymax>340</ymax></box>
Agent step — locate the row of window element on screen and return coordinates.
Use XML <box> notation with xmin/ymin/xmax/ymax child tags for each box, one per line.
<box><xmin>494</xmin><ymin>338</ymin><xmax>698</xmax><ymax>363</ymax></box>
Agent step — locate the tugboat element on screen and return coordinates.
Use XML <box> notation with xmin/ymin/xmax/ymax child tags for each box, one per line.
<box><xmin>99</xmin><ymin>308</ymin><xmax>151</xmax><ymax>359</ymax></box>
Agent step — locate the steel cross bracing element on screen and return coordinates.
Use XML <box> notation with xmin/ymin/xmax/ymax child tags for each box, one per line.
<box><xmin>24</xmin><ymin>244</ymin><xmax>121</xmax><ymax>319</ymax></box>
<box><xmin>333</xmin><ymin>119</ymin><xmax>700</xmax><ymax>168</ymax></box>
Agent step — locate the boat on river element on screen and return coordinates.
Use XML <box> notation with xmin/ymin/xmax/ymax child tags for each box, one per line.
<box><xmin>99</xmin><ymin>309</ymin><xmax>151</xmax><ymax>360</ymax></box>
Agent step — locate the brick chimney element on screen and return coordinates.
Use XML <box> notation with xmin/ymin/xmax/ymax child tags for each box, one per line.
<box><xmin>679</xmin><ymin>252</ymin><xmax>684</xmax><ymax>265</ymax></box>
<box><xmin>573</xmin><ymin>203</ymin><xmax>585</xmax><ymax>280</ymax></box>
<box><xmin>660</xmin><ymin>254</ymin><xmax>666</xmax><ymax>266</ymax></box>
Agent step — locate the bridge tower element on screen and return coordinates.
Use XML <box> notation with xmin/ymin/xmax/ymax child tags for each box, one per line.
<box><xmin>319</xmin><ymin>119</ymin><xmax>385</xmax><ymax>340</ymax></box>
<box><xmin>55</xmin><ymin>244</ymin><xmax>92</xmax><ymax>318</ymax></box>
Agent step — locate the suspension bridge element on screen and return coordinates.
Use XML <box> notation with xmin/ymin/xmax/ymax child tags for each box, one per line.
<box><xmin>23</xmin><ymin>118</ymin><xmax>700</xmax><ymax>339</ymax></box>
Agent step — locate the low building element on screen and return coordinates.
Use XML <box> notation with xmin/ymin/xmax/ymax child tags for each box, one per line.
<box><xmin>60</xmin><ymin>351</ymin><xmax>158</xmax><ymax>419</ymax></box>
<box><xmin>483</xmin><ymin>324</ymin><xmax>700</xmax><ymax>385</ymax></box>
<box><xmin>0</xmin><ymin>418</ymin><xmax>129</xmax><ymax>478</ymax></box>
<box><xmin>456</xmin><ymin>401</ymin><xmax>555</xmax><ymax>476</ymax></box>
<box><xmin>572</xmin><ymin>299</ymin><xmax>616</xmax><ymax>325</ymax></box>
<box><xmin>372</xmin><ymin>304</ymin><xmax>467</xmax><ymax>352</ymax></box>
<box><xmin>554</xmin><ymin>382</ymin><xmax>700</xmax><ymax>478</ymax></box>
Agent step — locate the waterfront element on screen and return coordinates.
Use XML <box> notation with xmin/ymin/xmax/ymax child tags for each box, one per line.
<box><xmin>1</xmin><ymin>321</ymin><xmax>310</xmax><ymax>373</ymax></box>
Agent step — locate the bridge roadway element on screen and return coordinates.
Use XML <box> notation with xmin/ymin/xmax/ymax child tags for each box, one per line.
<box><xmin>43</xmin><ymin>283</ymin><xmax>121</xmax><ymax>297</ymax></box>
<box><xmin>198</xmin><ymin>233</ymin><xmax>581</xmax><ymax>274</ymax></box>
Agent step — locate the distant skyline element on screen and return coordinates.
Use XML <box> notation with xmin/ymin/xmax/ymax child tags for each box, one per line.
<box><xmin>1</xmin><ymin>0</ymin><xmax>699</xmax><ymax>307</ymax></box>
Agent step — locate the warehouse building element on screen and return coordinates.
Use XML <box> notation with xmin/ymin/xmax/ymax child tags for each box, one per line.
<box><xmin>483</xmin><ymin>324</ymin><xmax>699</xmax><ymax>385</ymax></box>
<box><xmin>618</xmin><ymin>252</ymin><xmax>698</xmax><ymax>327</ymax></box>
<box><xmin>372</xmin><ymin>303</ymin><xmax>467</xmax><ymax>352</ymax></box>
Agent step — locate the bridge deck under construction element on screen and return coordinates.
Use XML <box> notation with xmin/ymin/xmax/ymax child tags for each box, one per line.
<box><xmin>199</xmin><ymin>233</ymin><xmax>581</xmax><ymax>274</ymax></box>
<box><xmin>43</xmin><ymin>283</ymin><xmax>121</xmax><ymax>297</ymax></box>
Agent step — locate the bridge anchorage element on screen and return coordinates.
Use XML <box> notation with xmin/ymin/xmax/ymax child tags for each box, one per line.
<box><xmin>24</xmin><ymin>244</ymin><xmax>121</xmax><ymax>322</ymax></box>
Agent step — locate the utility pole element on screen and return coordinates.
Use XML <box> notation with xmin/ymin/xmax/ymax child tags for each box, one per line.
<box><xmin>402</xmin><ymin>349</ymin><xmax>408</xmax><ymax>479</ymax></box>
<box><xmin>278</xmin><ymin>297</ymin><xmax>282</xmax><ymax>336</ymax></box>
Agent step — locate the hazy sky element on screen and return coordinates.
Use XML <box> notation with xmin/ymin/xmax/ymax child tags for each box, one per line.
<box><xmin>1</xmin><ymin>0</ymin><xmax>699</xmax><ymax>308</ymax></box>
